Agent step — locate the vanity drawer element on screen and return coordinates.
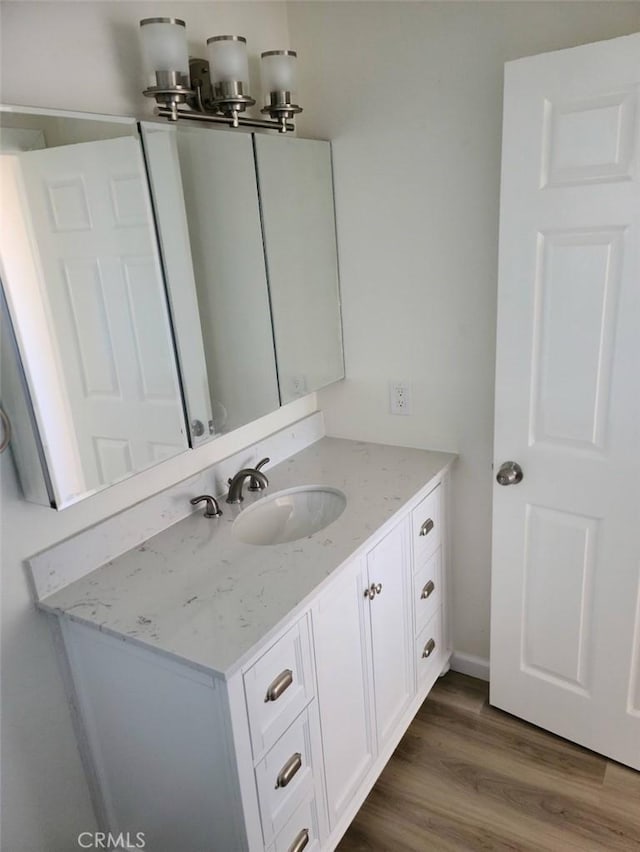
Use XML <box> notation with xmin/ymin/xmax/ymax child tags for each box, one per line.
<box><xmin>415</xmin><ymin>609</ymin><xmax>442</xmax><ymax>689</ymax></box>
<box><xmin>244</xmin><ymin>616</ymin><xmax>315</xmax><ymax>761</ymax></box>
<box><xmin>266</xmin><ymin>793</ymin><xmax>322</xmax><ymax>852</ymax></box>
<box><xmin>255</xmin><ymin>707</ymin><xmax>316</xmax><ymax>845</ymax></box>
<box><xmin>413</xmin><ymin>548</ymin><xmax>441</xmax><ymax>636</ymax></box>
<box><xmin>412</xmin><ymin>485</ymin><xmax>441</xmax><ymax>567</ymax></box>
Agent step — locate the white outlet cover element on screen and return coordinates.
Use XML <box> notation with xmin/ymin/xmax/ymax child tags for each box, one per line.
<box><xmin>389</xmin><ymin>381</ymin><xmax>412</xmax><ymax>415</ymax></box>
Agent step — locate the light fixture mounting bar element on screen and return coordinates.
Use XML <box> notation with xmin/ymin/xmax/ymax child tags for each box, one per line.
<box><xmin>156</xmin><ymin>106</ymin><xmax>294</xmax><ymax>132</ymax></box>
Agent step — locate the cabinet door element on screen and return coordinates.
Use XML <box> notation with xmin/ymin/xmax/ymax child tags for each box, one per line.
<box><xmin>141</xmin><ymin>123</ymin><xmax>280</xmax><ymax>441</ymax></box>
<box><xmin>312</xmin><ymin>557</ymin><xmax>375</xmax><ymax>828</ymax></box>
<box><xmin>367</xmin><ymin>519</ymin><xmax>414</xmax><ymax>745</ymax></box>
<box><xmin>1</xmin><ymin>122</ymin><xmax>188</xmax><ymax>508</ymax></box>
<box><xmin>254</xmin><ymin>135</ymin><xmax>344</xmax><ymax>403</ymax></box>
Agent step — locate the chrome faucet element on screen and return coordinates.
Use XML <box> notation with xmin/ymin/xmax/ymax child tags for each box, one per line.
<box><xmin>227</xmin><ymin>468</ymin><xmax>268</xmax><ymax>504</ymax></box>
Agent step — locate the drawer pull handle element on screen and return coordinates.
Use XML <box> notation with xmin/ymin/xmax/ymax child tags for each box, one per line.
<box><xmin>421</xmin><ymin>580</ymin><xmax>435</xmax><ymax>600</ymax></box>
<box><xmin>419</xmin><ymin>518</ymin><xmax>434</xmax><ymax>537</ymax></box>
<box><xmin>264</xmin><ymin>668</ymin><xmax>293</xmax><ymax>703</ymax></box>
<box><xmin>287</xmin><ymin>828</ymin><xmax>310</xmax><ymax>852</ymax></box>
<box><xmin>275</xmin><ymin>752</ymin><xmax>302</xmax><ymax>789</ymax></box>
<box><xmin>422</xmin><ymin>638</ymin><xmax>436</xmax><ymax>659</ymax></box>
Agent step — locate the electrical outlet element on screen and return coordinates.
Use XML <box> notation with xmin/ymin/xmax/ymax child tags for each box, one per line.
<box><xmin>389</xmin><ymin>381</ymin><xmax>412</xmax><ymax>415</ymax></box>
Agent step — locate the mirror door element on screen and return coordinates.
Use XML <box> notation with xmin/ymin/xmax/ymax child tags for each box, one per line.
<box><xmin>254</xmin><ymin>135</ymin><xmax>344</xmax><ymax>404</ymax></box>
<box><xmin>142</xmin><ymin>122</ymin><xmax>280</xmax><ymax>440</ymax></box>
<box><xmin>0</xmin><ymin>110</ymin><xmax>188</xmax><ymax>508</ymax></box>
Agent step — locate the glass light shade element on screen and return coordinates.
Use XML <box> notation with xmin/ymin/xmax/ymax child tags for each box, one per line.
<box><xmin>140</xmin><ymin>18</ymin><xmax>190</xmax><ymax>87</ymax></box>
<box><xmin>260</xmin><ymin>51</ymin><xmax>298</xmax><ymax>101</ymax></box>
<box><xmin>207</xmin><ymin>36</ymin><xmax>250</xmax><ymax>88</ymax></box>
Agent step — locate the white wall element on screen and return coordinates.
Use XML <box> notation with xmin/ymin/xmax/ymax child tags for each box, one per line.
<box><xmin>288</xmin><ymin>1</ymin><xmax>640</xmax><ymax>662</ymax></box>
<box><xmin>0</xmin><ymin>5</ymin><xmax>301</xmax><ymax>851</ymax></box>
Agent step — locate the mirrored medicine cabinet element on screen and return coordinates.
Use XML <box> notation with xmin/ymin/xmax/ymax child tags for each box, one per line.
<box><xmin>0</xmin><ymin>105</ymin><xmax>344</xmax><ymax>509</ymax></box>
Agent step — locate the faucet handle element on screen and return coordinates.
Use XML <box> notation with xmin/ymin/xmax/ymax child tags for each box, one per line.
<box><xmin>249</xmin><ymin>457</ymin><xmax>270</xmax><ymax>491</ymax></box>
<box><xmin>190</xmin><ymin>495</ymin><xmax>223</xmax><ymax>518</ymax></box>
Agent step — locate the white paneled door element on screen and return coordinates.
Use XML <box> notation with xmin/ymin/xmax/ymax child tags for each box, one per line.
<box><xmin>491</xmin><ymin>33</ymin><xmax>640</xmax><ymax>770</ymax></box>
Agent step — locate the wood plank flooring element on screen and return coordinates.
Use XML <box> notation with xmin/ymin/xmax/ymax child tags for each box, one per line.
<box><xmin>338</xmin><ymin>672</ymin><xmax>640</xmax><ymax>851</ymax></box>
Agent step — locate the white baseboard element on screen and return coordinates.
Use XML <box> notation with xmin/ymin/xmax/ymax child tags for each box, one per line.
<box><xmin>450</xmin><ymin>651</ymin><xmax>490</xmax><ymax>682</ymax></box>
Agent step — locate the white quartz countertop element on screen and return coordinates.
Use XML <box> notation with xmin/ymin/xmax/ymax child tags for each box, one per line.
<box><xmin>39</xmin><ymin>438</ymin><xmax>455</xmax><ymax>677</ymax></box>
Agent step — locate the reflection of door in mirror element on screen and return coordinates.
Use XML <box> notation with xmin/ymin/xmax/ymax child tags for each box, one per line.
<box><xmin>142</xmin><ymin>123</ymin><xmax>280</xmax><ymax>440</ymax></box>
<box><xmin>0</xmin><ymin>111</ymin><xmax>188</xmax><ymax>508</ymax></box>
<box><xmin>255</xmin><ymin>135</ymin><xmax>344</xmax><ymax>404</ymax></box>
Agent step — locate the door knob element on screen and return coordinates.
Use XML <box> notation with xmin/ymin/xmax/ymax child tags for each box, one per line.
<box><xmin>496</xmin><ymin>461</ymin><xmax>523</xmax><ymax>486</ymax></box>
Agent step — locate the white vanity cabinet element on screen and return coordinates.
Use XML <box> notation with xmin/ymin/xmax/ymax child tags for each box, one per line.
<box><xmin>312</xmin><ymin>482</ymin><xmax>448</xmax><ymax>846</ymax></box>
<box><xmin>50</xmin><ymin>463</ymin><xmax>451</xmax><ymax>852</ymax></box>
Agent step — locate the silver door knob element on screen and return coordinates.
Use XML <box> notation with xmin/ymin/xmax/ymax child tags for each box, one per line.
<box><xmin>496</xmin><ymin>461</ymin><xmax>523</xmax><ymax>486</ymax></box>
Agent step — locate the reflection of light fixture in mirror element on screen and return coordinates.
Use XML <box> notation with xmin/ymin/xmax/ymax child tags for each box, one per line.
<box><xmin>139</xmin><ymin>17</ymin><xmax>302</xmax><ymax>132</ymax></box>
<box><xmin>261</xmin><ymin>51</ymin><xmax>303</xmax><ymax>132</ymax></box>
<box><xmin>140</xmin><ymin>18</ymin><xmax>192</xmax><ymax>122</ymax></box>
<box><xmin>206</xmin><ymin>36</ymin><xmax>255</xmax><ymax>127</ymax></box>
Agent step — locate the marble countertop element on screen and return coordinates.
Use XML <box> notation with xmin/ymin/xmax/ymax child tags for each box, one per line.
<box><xmin>40</xmin><ymin>437</ymin><xmax>455</xmax><ymax>677</ymax></box>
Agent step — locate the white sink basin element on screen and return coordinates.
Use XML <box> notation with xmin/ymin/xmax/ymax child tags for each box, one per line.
<box><xmin>232</xmin><ymin>486</ymin><xmax>346</xmax><ymax>546</ymax></box>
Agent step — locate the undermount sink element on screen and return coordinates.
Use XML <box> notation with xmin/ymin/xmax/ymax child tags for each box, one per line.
<box><xmin>232</xmin><ymin>486</ymin><xmax>347</xmax><ymax>546</ymax></box>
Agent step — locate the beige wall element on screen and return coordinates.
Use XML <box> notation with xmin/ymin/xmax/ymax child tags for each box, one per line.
<box><xmin>288</xmin><ymin>1</ymin><xmax>640</xmax><ymax>662</ymax></box>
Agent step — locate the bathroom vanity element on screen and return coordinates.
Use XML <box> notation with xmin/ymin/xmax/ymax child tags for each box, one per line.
<box><xmin>36</xmin><ymin>436</ymin><xmax>454</xmax><ymax>852</ymax></box>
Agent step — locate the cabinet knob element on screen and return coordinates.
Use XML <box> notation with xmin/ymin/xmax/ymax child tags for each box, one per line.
<box><xmin>364</xmin><ymin>582</ymin><xmax>382</xmax><ymax>599</ymax></box>
<box><xmin>191</xmin><ymin>419</ymin><xmax>205</xmax><ymax>437</ymax></box>
<box><xmin>419</xmin><ymin>518</ymin><xmax>434</xmax><ymax>537</ymax></box>
<box><xmin>421</xmin><ymin>579</ymin><xmax>435</xmax><ymax>600</ymax></box>
<box><xmin>275</xmin><ymin>752</ymin><xmax>302</xmax><ymax>789</ymax></box>
<box><xmin>264</xmin><ymin>668</ymin><xmax>293</xmax><ymax>703</ymax></box>
<box><xmin>422</xmin><ymin>638</ymin><xmax>436</xmax><ymax>659</ymax></box>
<box><xmin>287</xmin><ymin>828</ymin><xmax>310</xmax><ymax>852</ymax></box>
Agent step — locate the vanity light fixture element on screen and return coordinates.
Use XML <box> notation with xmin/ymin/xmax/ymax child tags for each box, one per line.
<box><xmin>140</xmin><ymin>18</ymin><xmax>302</xmax><ymax>132</ymax></box>
<box><xmin>260</xmin><ymin>51</ymin><xmax>302</xmax><ymax>130</ymax></box>
<box><xmin>206</xmin><ymin>36</ymin><xmax>254</xmax><ymax>126</ymax></box>
<box><xmin>139</xmin><ymin>17</ymin><xmax>191</xmax><ymax>122</ymax></box>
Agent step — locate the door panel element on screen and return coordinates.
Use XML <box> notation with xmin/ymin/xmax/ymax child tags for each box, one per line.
<box><xmin>542</xmin><ymin>89</ymin><xmax>636</xmax><ymax>187</ymax></box>
<box><xmin>491</xmin><ymin>33</ymin><xmax>640</xmax><ymax>770</ymax></box>
<box><xmin>522</xmin><ymin>505</ymin><xmax>598</xmax><ymax>693</ymax></box>
<box><xmin>531</xmin><ymin>229</ymin><xmax>623</xmax><ymax>451</ymax></box>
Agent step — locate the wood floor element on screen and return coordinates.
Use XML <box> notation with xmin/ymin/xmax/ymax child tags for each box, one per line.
<box><xmin>338</xmin><ymin>672</ymin><xmax>640</xmax><ymax>852</ymax></box>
